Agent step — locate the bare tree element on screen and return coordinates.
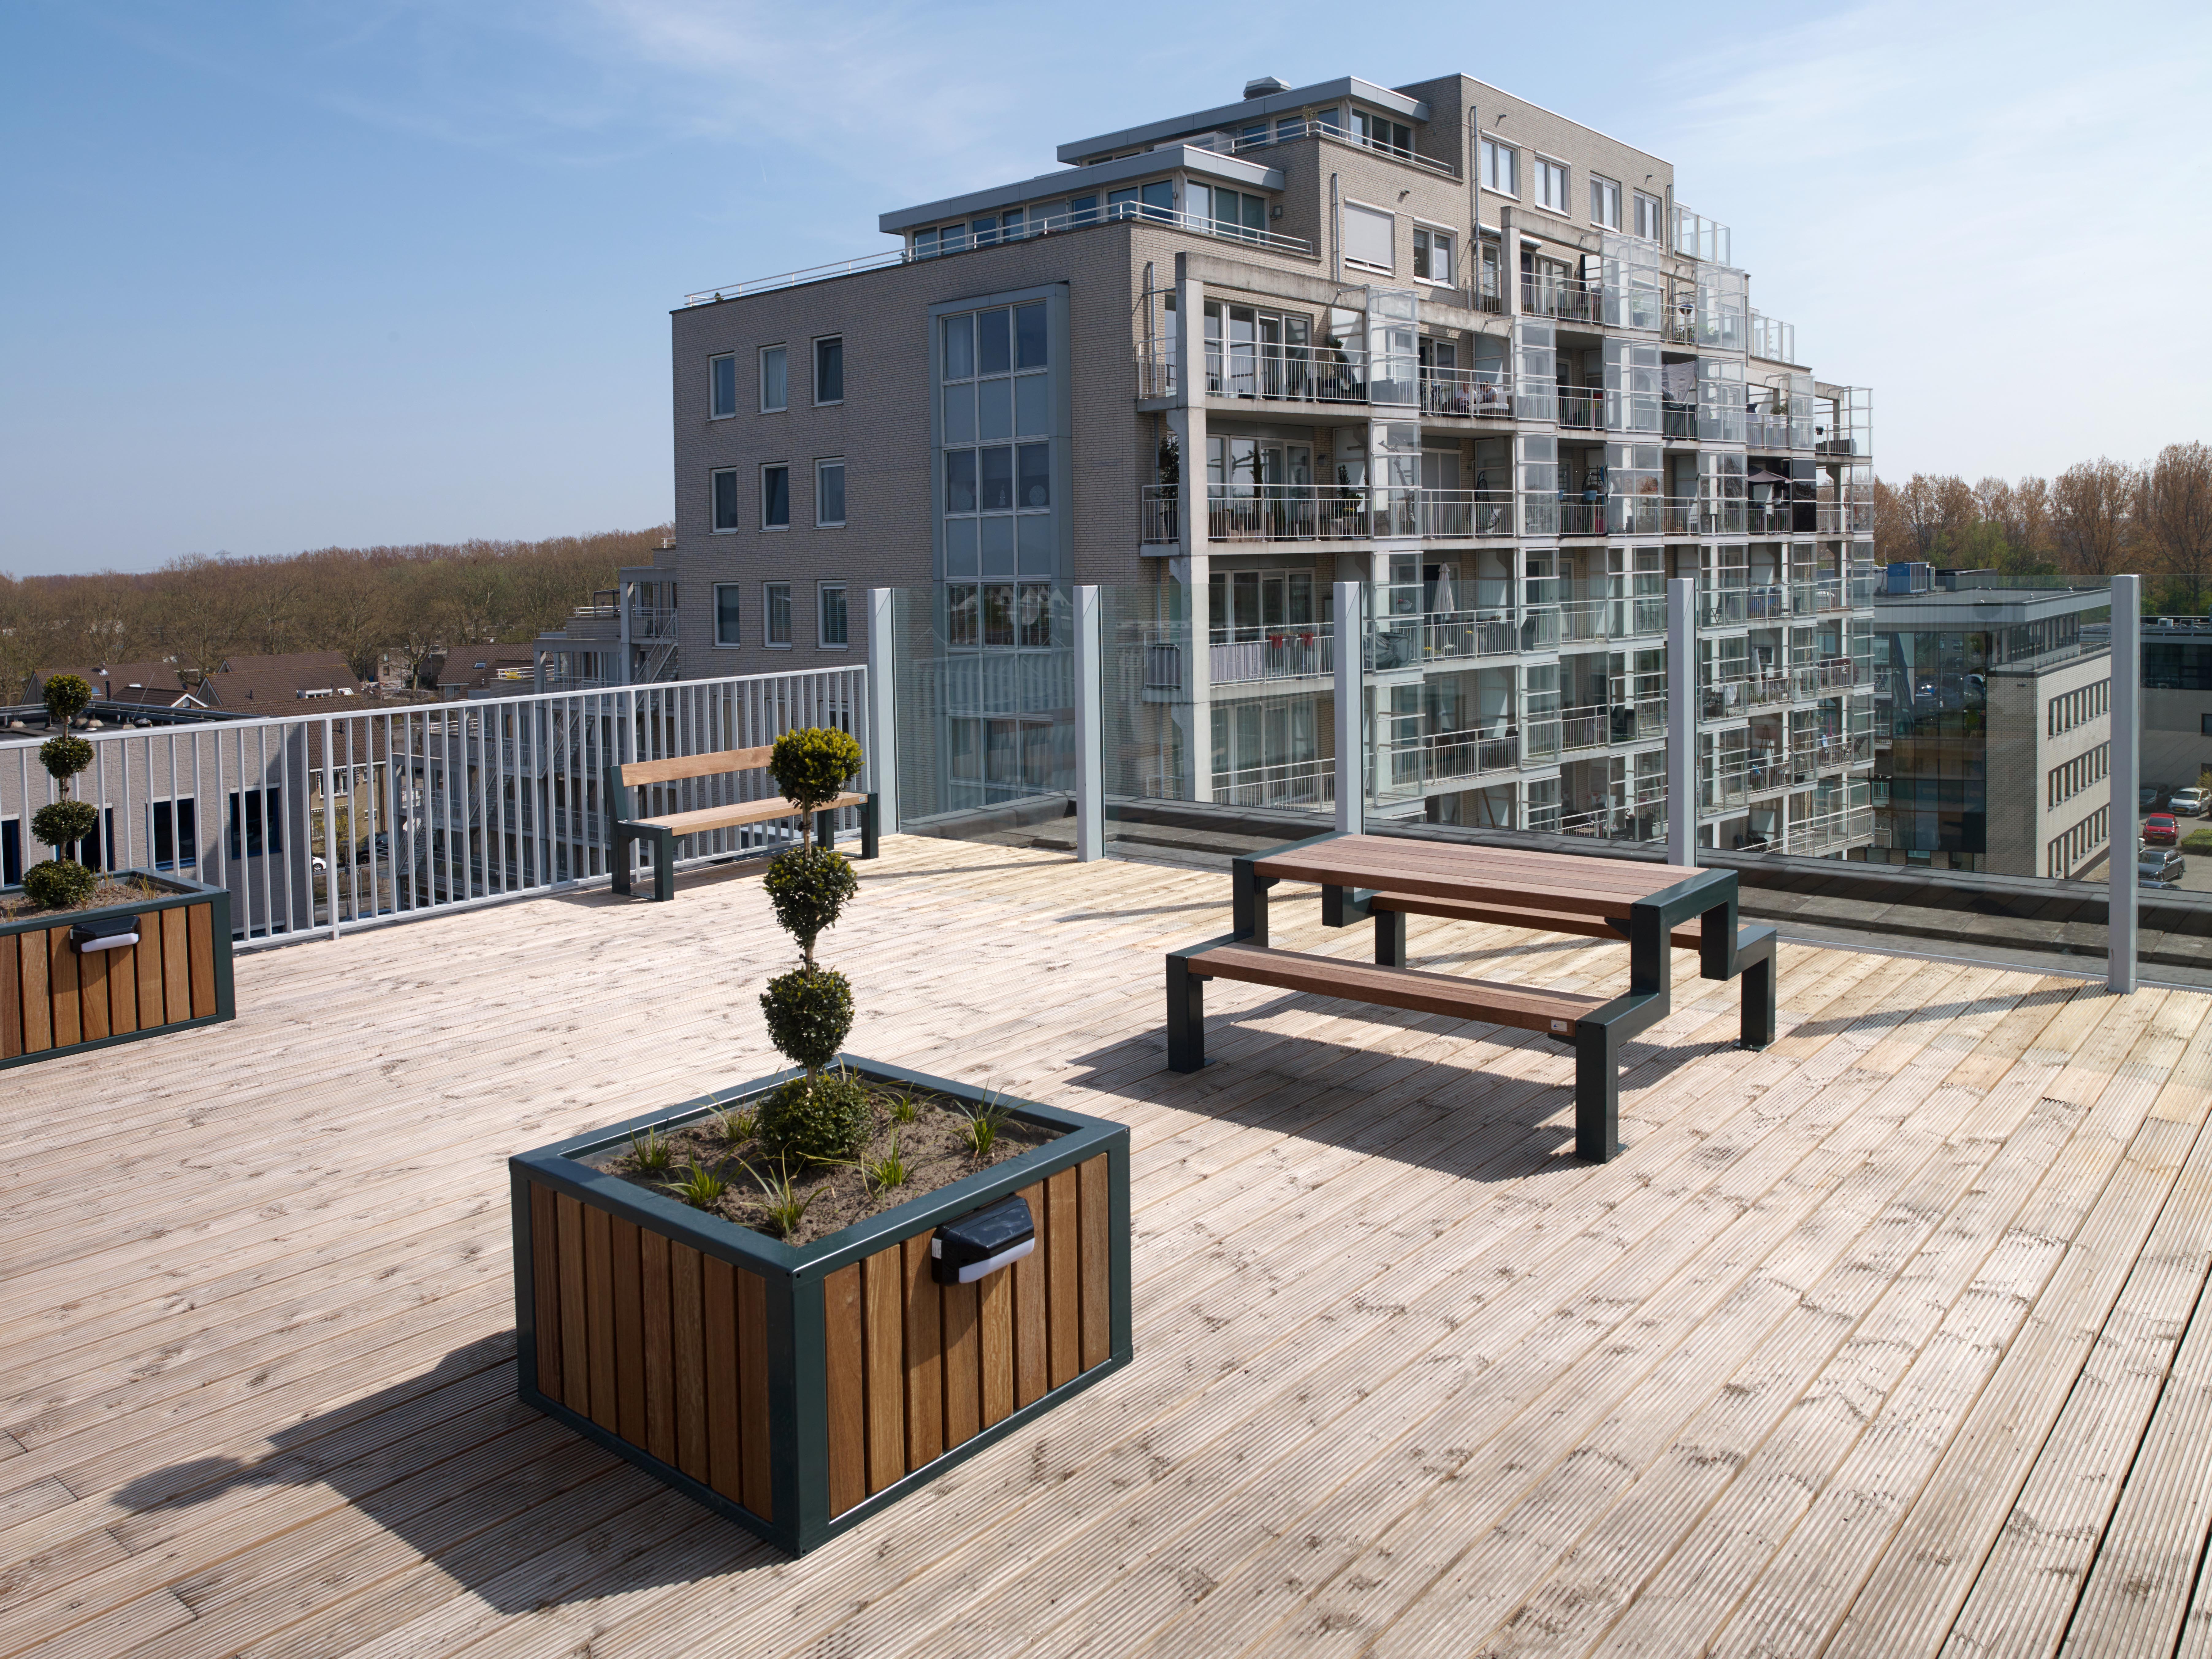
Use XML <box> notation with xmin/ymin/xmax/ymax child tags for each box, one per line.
<box><xmin>2050</xmin><ymin>459</ymin><xmax>2137</xmax><ymax>577</ymax></box>
<box><xmin>2140</xmin><ymin>442</ymin><xmax>2212</xmax><ymax>613</ymax></box>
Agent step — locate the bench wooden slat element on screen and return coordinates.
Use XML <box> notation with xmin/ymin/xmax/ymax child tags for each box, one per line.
<box><xmin>1186</xmin><ymin>943</ymin><xmax>1603</xmax><ymax>1037</ymax></box>
<box><xmin>617</xmin><ymin>746</ymin><xmax>773</xmax><ymax>788</ymax></box>
<box><xmin>1367</xmin><ymin>891</ymin><xmax>1707</xmax><ymax>951</ymax></box>
<box><xmin>631</xmin><ymin>791</ymin><xmax>869</xmax><ymax>838</ymax></box>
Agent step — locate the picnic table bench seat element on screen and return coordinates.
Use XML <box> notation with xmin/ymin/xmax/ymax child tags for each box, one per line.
<box><xmin>607</xmin><ymin>745</ymin><xmax>878</xmax><ymax>902</ymax></box>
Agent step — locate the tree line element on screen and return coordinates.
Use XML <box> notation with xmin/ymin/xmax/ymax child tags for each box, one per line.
<box><xmin>0</xmin><ymin>525</ymin><xmax>672</xmax><ymax>694</ymax></box>
<box><xmin>1873</xmin><ymin>442</ymin><xmax>2212</xmax><ymax>612</ymax></box>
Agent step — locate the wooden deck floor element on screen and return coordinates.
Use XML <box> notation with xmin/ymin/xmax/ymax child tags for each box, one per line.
<box><xmin>5</xmin><ymin>836</ymin><xmax>2212</xmax><ymax>1658</ymax></box>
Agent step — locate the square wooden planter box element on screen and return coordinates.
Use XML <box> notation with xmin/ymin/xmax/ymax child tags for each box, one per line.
<box><xmin>0</xmin><ymin>871</ymin><xmax>233</xmax><ymax>1068</ymax></box>
<box><xmin>509</xmin><ymin>1057</ymin><xmax>1131</xmax><ymax>1554</ymax></box>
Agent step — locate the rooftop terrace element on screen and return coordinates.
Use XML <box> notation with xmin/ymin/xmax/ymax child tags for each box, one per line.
<box><xmin>6</xmin><ymin>835</ymin><xmax>2212</xmax><ymax>1657</ymax></box>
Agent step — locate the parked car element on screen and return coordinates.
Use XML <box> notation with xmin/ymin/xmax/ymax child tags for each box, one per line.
<box><xmin>2142</xmin><ymin>784</ymin><xmax>2168</xmax><ymax>811</ymax></box>
<box><xmin>2171</xmin><ymin>787</ymin><xmax>2210</xmax><ymax>818</ymax></box>
<box><xmin>2141</xmin><ymin>849</ymin><xmax>2187</xmax><ymax>888</ymax></box>
<box><xmin>2144</xmin><ymin>813</ymin><xmax>2182</xmax><ymax>847</ymax></box>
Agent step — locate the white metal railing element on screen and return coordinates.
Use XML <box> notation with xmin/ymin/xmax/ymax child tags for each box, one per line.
<box><xmin>1377</xmin><ymin>727</ymin><xmax>1519</xmax><ymax>794</ymax></box>
<box><xmin>1419</xmin><ymin>365</ymin><xmax>1513</xmax><ymax>418</ymax></box>
<box><xmin>1209</xmin><ymin>627</ymin><xmax>1334</xmax><ymax>685</ymax></box>
<box><xmin>1521</xmin><ymin>274</ymin><xmax>1604</xmax><ymax>324</ymax></box>
<box><xmin>1213</xmin><ymin>754</ymin><xmax>1335</xmax><ymax>811</ymax></box>
<box><xmin>1231</xmin><ymin>119</ymin><xmax>1460</xmax><ymax>181</ymax></box>
<box><xmin>1204</xmin><ymin>345</ymin><xmax>1368</xmax><ymax>404</ymax></box>
<box><xmin>6</xmin><ymin>667</ymin><xmax>868</xmax><ymax>949</ymax></box>
<box><xmin>1168</xmin><ymin>484</ymin><xmax>1514</xmax><ymax>544</ymax></box>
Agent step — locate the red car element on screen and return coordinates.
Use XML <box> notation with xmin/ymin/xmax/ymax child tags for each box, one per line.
<box><xmin>2145</xmin><ymin>813</ymin><xmax>2181</xmax><ymax>846</ymax></box>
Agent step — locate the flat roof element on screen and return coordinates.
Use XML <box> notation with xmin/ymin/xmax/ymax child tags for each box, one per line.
<box><xmin>1874</xmin><ymin>586</ymin><xmax>2113</xmax><ymax>628</ymax></box>
<box><xmin>1056</xmin><ymin>76</ymin><xmax>1426</xmax><ymax>164</ymax></box>
<box><xmin>879</xmin><ymin>146</ymin><xmax>1285</xmax><ymax>235</ymax></box>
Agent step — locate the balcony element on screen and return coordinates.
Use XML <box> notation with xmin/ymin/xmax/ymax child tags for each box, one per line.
<box><xmin>1215</xmin><ymin>752</ymin><xmax>1335</xmax><ymax>809</ymax></box>
<box><xmin>1209</xmin><ymin>626</ymin><xmax>1334</xmax><ymax>686</ymax></box>
<box><xmin>1376</xmin><ymin>727</ymin><xmax>1519</xmax><ymax>795</ymax></box>
<box><xmin>1557</xmin><ymin>386</ymin><xmax>1605</xmax><ymax>432</ymax></box>
<box><xmin>1520</xmin><ymin>273</ymin><xmax>1604</xmax><ymax>325</ymax></box>
<box><xmin>1142</xmin><ymin>485</ymin><xmax>1514</xmax><ymax>547</ymax></box>
<box><xmin>1177</xmin><ymin>350</ymin><xmax>1515</xmax><ymax>420</ymax></box>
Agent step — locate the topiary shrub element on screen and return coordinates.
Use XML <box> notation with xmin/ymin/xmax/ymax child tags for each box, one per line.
<box><xmin>25</xmin><ymin>676</ymin><xmax>97</xmax><ymax>907</ymax></box>
<box><xmin>22</xmin><ymin>859</ymin><xmax>95</xmax><ymax>910</ymax></box>
<box><xmin>762</xmin><ymin>845</ymin><xmax>857</xmax><ymax>965</ymax></box>
<box><xmin>767</xmin><ymin>726</ymin><xmax>864</xmax><ymax>851</ymax></box>
<box><xmin>755</xmin><ymin>1067</ymin><xmax>871</xmax><ymax>1165</ymax></box>
<box><xmin>759</xmin><ymin>965</ymin><xmax>853</xmax><ymax>1072</ymax></box>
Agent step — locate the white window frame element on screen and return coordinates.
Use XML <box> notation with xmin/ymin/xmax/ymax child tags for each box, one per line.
<box><xmin>711</xmin><ymin>582</ymin><xmax>742</xmax><ymax>647</ymax></box>
<box><xmin>764</xmin><ymin>581</ymin><xmax>793</xmax><ymax>649</ymax></box>
<box><xmin>708</xmin><ymin>352</ymin><xmax>737</xmax><ymax>420</ymax></box>
<box><xmin>818</xmin><ymin>582</ymin><xmax>849</xmax><ymax>650</ymax></box>
<box><xmin>1633</xmin><ymin>190</ymin><xmax>1664</xmax><ymax>241</ymax></box>
<box><xmin>1589</xmin><ymin>174</ymin><xmax>1621</xmax><ymax>231</ymax></box>
<box><xmin>709</xmin><ymin>467</ymin><xmax>741</xmax><ymax>534</ymax></box>
<box><xmin>815</xmin><ymin>457</ymin><xmax>847</xmax><ymax>527</ymax></box>
<box><xmin>1534</xmin><ymin>155</ymin><xmax>1570</xmax><ymax>215</ymax></box>
<box><xmin>1341</xmin><ymin>198</ymin><xmax>1396</xmax><ymax>275</ymax></box>
<box><xmin>812</xmin><ymin>334</ymin><xmax>844</xmax><ymax>406</ymax></box>
<box><xmin>1411</xmin><ymin>222</ymin><xmax>1455</xmax><ymax>287</ymax></box>
<box><xmin>758</xmin><ymin>343</ymin><xmax>788</xmax><ymax>413</ymax></box>
<box><xmin>761</xmin><ymin>462</ymin><xmax>791</xmax><ymax>531</ymax></box>
<box><xmin>1479</xmin><ymin>138</ymin><xmax>1517</xmax><ymax>198</ymax></box>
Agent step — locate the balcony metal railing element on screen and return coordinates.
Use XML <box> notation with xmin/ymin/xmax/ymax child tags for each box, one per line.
<box><xmin>1145</xmin><ymin>485</ymin><xmax>1516</xmax><ymax>546</ymax></box>
<box><xmin>1203</xmin><ymin>345</ymin><xmax>1369</xmax><ymax>405</ymax></box>
<box><xmin>1377</xmin><ymin>727</ymin><xmax>1519</xmax><ymax>793</ymax></box>
<box><xmin>1368</xmin><ymin>608</ymin><xmax>1522</xmax><ymax>670</ymax></box>
<box><xmin>1214</xmin><ymin>753</ymin><xmax>1335</xmax><ymax>810</ymax></box>
<box><xmin>1661</xmin><ymin>497</ymin><xmax>1749</xmax><ymax>537</ymax></box>
<box><xmin>1558</xmin><ymin>386</ymin><xmax>1605</xmax><ymax>431</ymax></box>
<box><xmin>1234</xmin><ymin>120</ymin><xmax>1460</xmax><ymax>182</ymax></box>
<box><xmin>1209</xmin><ymin>627</ymin><xmax>1334</xmax><ymax>686</ymax></box>
<box><xmin>1419</xmin><ymin>365</ymin><xmax>1513</xmax><ymax>418</ymax></box>
<box><xmin>1521</xmin><ymin>274</ymin><xmax>1603</xmax><ymax>324</ymax></box>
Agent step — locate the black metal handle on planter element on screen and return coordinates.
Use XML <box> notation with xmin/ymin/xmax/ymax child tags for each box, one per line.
<box><xmin>929</xmin><ymin>1194</ymin><xmax>1035</xmax><ymax>1286</ymax></box>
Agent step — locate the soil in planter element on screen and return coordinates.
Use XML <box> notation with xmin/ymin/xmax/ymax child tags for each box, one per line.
<box><xmin>0</xmin><ymin>875</ymin><xmax>169</xmax><ymax>921</ymax></box>
<box><xmin>580</xmin><ymin>1079</ymin><xmax>1058</xmax><ymax>1247</ymax></box>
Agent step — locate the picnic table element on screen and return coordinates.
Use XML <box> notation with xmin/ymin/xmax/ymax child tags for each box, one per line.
<box><xmin>1166</xmin><ymin>832</ymin><xmax>1777</xmax><ymax>1162</ymax></box>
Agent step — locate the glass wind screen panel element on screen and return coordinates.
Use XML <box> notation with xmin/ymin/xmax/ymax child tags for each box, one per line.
<box><xmin>1600</xmin><ymin>232</ymin><xmax>1663</xmax><ymax>332</ymax></box>
<box><xmin>1520</xmin><ymin>433</ymin><xmax>1557</xmax><ymax>537</ymax></box>
<box><xmin>1695</xmin><ymin>265</ymin><xmax>1748</xmax><ymax>353</ymax></box>
<box><xmin>1698</xmin><ymin>357</ymin><xmax>1747</xmax><ymax>443</ymax></box>
<box><xmin>1513</xmin><ymin>317</ymin><xmax>1555</xmax><ymax>422</ymax></box>
<box><xmin>1607</xmin><ymin>441</ymin><xmax>1662</xmax><ymax>536</ymax></box>
<box><xmin>1366</xmin><ymin>288</ymin><xmax>1419</xmax><ymax>407</ymax></box>
<box><xmin>1604</xmin><ymin>338</ymin><xmax>1661</xmax><ymax>434</ymax></box>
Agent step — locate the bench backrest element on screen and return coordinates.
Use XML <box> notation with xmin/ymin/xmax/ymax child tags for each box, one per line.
<box><xmin>614</xmin><ymin>745</ymin><xmax>772</xmax><ymax>788</ymax></box>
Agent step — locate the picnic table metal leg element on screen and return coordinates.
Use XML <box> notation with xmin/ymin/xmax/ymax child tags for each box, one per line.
<box><xmin>1231</xmin><ymin>861</ymin><xmax>1273</xmax><ymax>945</ymax></box>
<box><xmin>1740</xmin><ymin>932</ymin><xmax>1777</xmax><ymax>1050</ymax></box>
<box><xmin>1574</xmin><ymin>1018</ymin><xmax>1622</xmax><ymax>1162</ymax></box>
<box><xmin>1373</xmin><ymin>908</ymin><xmax>1406</xmax><ymax>968</ymax></box>
<box><xmin>1166</xmin><ymin>955</ymin><xmax>1206</xmax><ymax>1071</ymax></box>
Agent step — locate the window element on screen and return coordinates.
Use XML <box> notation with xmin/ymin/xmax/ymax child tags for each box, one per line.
<box><xmin>711</xmin><ymin>468</ymin><xmax>741</xmax><ymax>532</ymax></box>
<box><xmin>709</xmin><ymin>353</ymin><xmax>737</xmax><ymax>419</ymax></box>
<box><xmin>814</xmin><ymin>336</ymin><xmax>843</xmax><ymax>404</ymax></box>
<box><xmin>1352</xmin><ymin>110</ymin><xmax>1413</xmax><ymax>158</ymax></box>
<box><xmin>713</xmin><ymin>583</ymin><xmax>742</xmax><ymax>646</ymax></box>
<box><xmin>761</xmin><ymin>464</ymin><xmax>790</xmax><ymax>528</ymax></box>
<box><xmin>1535</xmin><ymin>156</ymin><xmax>1569</xmax><ymax>213</ymax></box>
<box><xmin>941</xmin><ymin>301</ymin><xmax>1053</xmax><ymax>582</ymax></box>
<box><xmin>1188</xmin><ymin>184</ymin><xmax>1269</xmax><ymax>242</ymax></box>
<box><xmin>1342</xmin><ymin>201</ymin><xmax>1395</xmax><ymax>272</ymax></box>
<box><xmin>1412</xmin><ymin>225</ymin><xmax>1454</xmax><ymax>285</ymax></box>
<box><xmin>1590</xmin><ymin>175</ymin><xmax>1621</xmax><ymax>230</ymax></box>
<box><xmin>819</xmin><ymin>583</ymin><xmax>849</xmax><ymax>648</ymax></box>
<box><xmin>150</xmin><ymin>798</ymin><xmax>196</xmax><ymax>871</ymax></box>
<box><xmin>764</xmin><ymin>582</ymin><xmax>792</xmax><ymax>647</ymax></box>
<box><xmin>1106</xmin><ymin>179</ymin><xmax>1173</xmax><ymax>222</ymax></box>
<box><xmin>759</xmin><ymin>345</ymin><xmax>787</xmax><ymax>412</ymax></box>
<box><xmin>1067</xmin><ymin>193</ymin><xmax>1097</xmax><ymax>225</ymax></box>
<box><xmin>1634</xmin><ymin>190</ymin><xmax>1664</xmax><ymax>241</ymax></box>
<box><xmin>914</xmin><ymin>227</ymin><xmax>939</xmax><ymax>259</ymax></box>
<box><xmin>1480</xmin><ymin>139</ymin><xmax>1517</xmax><ymax>196</ymax></box>
<box><xmin>816</xmin><ymin>459</ymin><xmax>846</xmax><ymax>526</ymax></box>
<box><xmin>228</xmin><ymin>788</ymin><xmax>281</xmax><ymax>859</ymax></box>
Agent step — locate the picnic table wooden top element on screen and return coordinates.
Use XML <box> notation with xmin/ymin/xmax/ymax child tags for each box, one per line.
<box><xmin>1249</xmin><ymin>834</ymin><xmax>1724</xmax><ymax>922</ymax></box>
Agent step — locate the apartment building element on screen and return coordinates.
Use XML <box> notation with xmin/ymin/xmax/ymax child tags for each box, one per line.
<box><xmin>667</xmin><ymin>72</ymin><xmax>1876</xmax><ymax>850</ymax></box>
<box><xmin>1870</xmin><ymin>579</ymin><xmax>2114</xmax><ymax>878</ymax></box>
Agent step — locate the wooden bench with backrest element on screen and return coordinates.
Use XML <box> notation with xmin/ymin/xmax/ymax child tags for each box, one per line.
<box><xmin>607</xmin><ymin>746</ymin><xmax>878</xmax><ymax>902</ymax></box>
<box><xmin>1167</xmin><ymin>832</ymin><xmax>1775</xmax><ymax>1163</ymax></box>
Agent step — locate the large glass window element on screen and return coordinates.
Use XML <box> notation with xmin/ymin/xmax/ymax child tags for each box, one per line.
<box><xmin>1413</xmin><ymin>226</ymin><xmax>1453</xmax><ymax>285</ymax></box>
<box><xmin>819</xmin><ymin>583</ymin><xmax>848</xmax><ymax>648</ymax></box>
<box><xmin>813</xmin><ymin>336</ymin><xmax>843</xmax><ymax>403</ymax></box>
<box><xmin>1590</xmin><ymin>175</ymin><xmax>1621</xmax><ymax>230</ymax></box>
<box><xmin>1187</xmin><ymin>184</ymin><xmax>1269</xmax><ymax>242</ymax></box>
<box><xmin>709</xmin><ymin>353</ymin><xmax>737</xmax><ymax>419</ymax></box>
<box><xmin>816</xmin><ymin>459</ymin><xmax>846</xmax><ymax>526</ymax></box>
<box><xmin>1480</xmin><ymin>139</ymin><xmax>1517</xmax><ymax>196</ymax></box>
<box><xmin>1352</xmin><ymin>110</ymin><xmax>1413</xmax><ymax>158</ymax></box>
<box><xmin>941</xmin><ymin>299</ymin><xmax>1051</xmax><ymax>581</ymax></box>
<box><xmin>764</xmin><ymin>582</ymin><xmax>792</xmax><ymax>647</ymax></box>
<box><xmin>1535</xmin><ymin>157</ymin><xmax>1569</xmax><ymax>213</ymax></box>
<box><xmin>711</xmin><ymin>468</ymin><xmax>740</xmax><ymax>532</ymax></box>
<box><xmin>228</xmin><ymin>789</ymin><xmax>281</xmax><ymax>859</ymax></box>
<box><xmin>1106</xmin><ymin>180</ymin><xmax>1174</xmax><ymax>222</ymax></box>
<box><xmin>761</xmin><ymin>464</ymin><xmax>790</xmax><ymax>528</ymax></box>
<box><xmin>713</xmin><ymin>583</ymin><xmax>741</xmax><ymax>646</ymax></box>
<box><xmin>759</xmin><ymin>345</ymin><xmax>787</xmax><ymax>411</ymax></box>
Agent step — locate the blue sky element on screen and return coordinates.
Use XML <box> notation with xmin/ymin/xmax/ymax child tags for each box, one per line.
<box><xmin>3</xmin><ymin>0</ymin><xmax>2206</xmax><ymax>574</ymax></box>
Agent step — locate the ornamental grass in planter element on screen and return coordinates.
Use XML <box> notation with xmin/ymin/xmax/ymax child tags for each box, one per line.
<box><xmin>0</xmin><ymin>675</ymin><xmax>233</xmax><ymax>1065</ymax></box>
<box><xmin>511</xmin><ymin>728</ymin><xmax>1130</xmax><ymax>1553</ymax></box>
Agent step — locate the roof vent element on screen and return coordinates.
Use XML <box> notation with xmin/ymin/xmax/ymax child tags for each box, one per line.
<box><xmin>1243</xmin><ymin>76</ymin><xmax>1290</xmax><ymax>99</ymax></box>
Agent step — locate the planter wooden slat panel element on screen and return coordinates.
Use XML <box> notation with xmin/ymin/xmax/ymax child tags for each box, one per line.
<box><xmin>0</xmin><ymin>881</ymin><xmax>231</xmax><ymax>1067</ymax></box>
<box><xmin>512</xmin><ymin>1060</ymin><xmax>1131</xmax><ymax>1553</ymax></box>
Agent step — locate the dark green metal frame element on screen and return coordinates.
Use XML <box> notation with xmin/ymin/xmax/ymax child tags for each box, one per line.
<box><xmin>508</xmin><ymin>1054</ymin><xmax>1133</xmax><ymax>1554</ymax></box>
<box><xmin>605</xmin><ymin>763</ymin><xmax>881</xmax><ymax>902</ymax></box>
<box><xmin>1167</xmin><ymin>830</ymin><xmax>1776</xmax><ymax>1164</ymax></box>
<box><xmin>0</xmin><ymin>870</ymin><xmax>235</xmax><ymax>1070</ymax></box>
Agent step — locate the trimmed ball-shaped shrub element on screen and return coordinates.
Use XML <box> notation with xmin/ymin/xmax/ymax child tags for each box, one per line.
<box><xmin>42</xmin><ymin>674</ymin><xmax>92</xmax><ymax>725</ymax></box>
<box><xmin>759</xmin><ymin>964</ymin><xmax>854</xmax><ymax>1071</ymax></box>
<box><xmin>32</xmin><ymin>799</ymin><xmax>99</xmax><ymax>851</ymax></box>
<box><xmin>22</xmin><ymin>859</ymin><xmax>95</xmax><ymax>910</ymax></box>
<box><xmin>763</xmin><ymin>846</ymin><xmax>857</xmax><ymax>955</ymax></box>
<box><xmin>767</xmin><ymin>726</ymin><xmax>864</xmax><ymax>817</ymax></box>
<box><xmin>755</xmin><ymin>1070</ymin><xmax>872</xmax><ymax>1165</ymax></box>
<box><xmin>38</xmin><ymin>734</ymin><xmax>92</xmax><ymax>785</ymax></box>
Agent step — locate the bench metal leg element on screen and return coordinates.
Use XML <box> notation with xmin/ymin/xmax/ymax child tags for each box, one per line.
<box><xmin>1166</xmin><ymin>955</ymin><xmax>1206</xmax><ymax>1072</ymax></box>
<box><xmin>861</xmin><ymin>793</ymin><xmax>881</xmax><ymax>860</ymax></box>
<box><xmin>610</xmin><ymin>828</ymin><xmax>633</xmax><ymax>897</ymax></box>
<box><xmin>815</xmin><ymin>809</ymin><xmax>837</xmax><ymax>851</ymax></box>
<box><xmin>651</xmin><ymin>829</ymin><xmax>676</xmax><ymax>902</ymax></box>
<box><xmin>1373</xmin><ymin>909</ymin><xmax>1406</xmax><ymax>968</ymax></box>
<box><xmin>1574</xmin><ymin>1019</ymin><xmax>1623</xmax><ymax>1163</ymax></box>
